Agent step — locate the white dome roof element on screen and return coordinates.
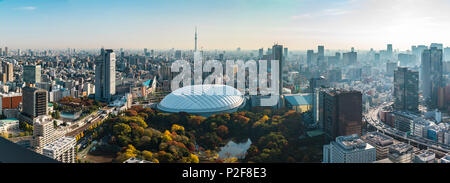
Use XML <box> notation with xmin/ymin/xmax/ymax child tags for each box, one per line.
<box><xmin>157</xmin><ymin>85</ymin><xmax>245</xmax><ymax>114</ymax></box>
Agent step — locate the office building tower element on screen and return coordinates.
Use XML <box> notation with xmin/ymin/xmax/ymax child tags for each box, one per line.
<box><xmin>386</xmin><ymin>62</ymin><xmax>398</xmax><ymax>76</ymax></box>
<box><xmin>387</xmin><ymin>44</ymin><xmax>393</xmax><ymax>56</ymax></box>
<box><xmin>272</xmin><ymin>44</ymin><xmax>284</xmax><ymax>97</ymax></box>
<box><xmin>361</xmin><ymin>132</ymin><xmax>394</xmax><ymax>160</ymax></box>
<box><xmin>323</xmin><ymin>134</ymin><xmax>376</xmax><ymax>163</ymax></box>
<box><xmin>343</xmin><ymin>50</ymin><xmax>357</xmax><ymax>65</ymax></box>
<box><xmin>175</xmin><ymin>50</ymin><xmax>182</xmax><ymax>60</ymax></box>
<box><xmin>430</xmin><ymin>43</ymin><xmax>443</xmax><ymax>50</ymax></box>
<box><xmin>95</xmin><ymin>48</ymin><xmax>116</xmax><ymax>102</ymax></box>
<box><xmin>444</xmin><ymin>47</ymin><xmax>450</xmax><ymax>62</ymax></box>
<box><xmin>23</xmin><ymin>65</ymin><xmax>41</xmax><ymax>85</ymax></box>
<box><xmin>195</xmin><ymin>27</ymin><xmax>198</xmax><ymax>52</ymax></box>
<box><xmin>0</xmin><ymin>48</ymin><xmax>2</xmax><ymax>56</ymax></box>
<box><xmin>322</xmin><ymin>89</ymin><xmax>362</xmax><ymax>139</ymax></box>
<box><xmin>144</xmin><ymin>48</ymin><xmax>148</xmax><ymax>56</ymax></box>
<box><xmin>284</xmin><ymin>47</ymin><xmax>288</xmax><ymax>59</ymax></box>
<box><xmin>398</xmin><ymin>53</ymin><xmax>415</xmax><ymax>67</ymax></box>
<box><xmin>309</xmin><ymin>76</ymin><xmax>328</xmax><ymax>93</ymax></box>
<box><xmin>42</xmin><ymin>137</ymin><xmax>76</xmax><ymax>163</ymax></box>
<box><xmin>388</xmin><ymin>143</ymin><xmax>413</xmax><ymax>163</ymax></box>
<box><xmin>2</xmin><ymin>62</ymin><xmax>13</xmax><ymax>82</ymax></box>
<box><xmin>421</xmin><ymin>47</ymin><xmax>443</xmax><ymax>108</ymax></box>
<box><xmin>22</xmin><ymin>87</ymin><xmax>48</xmax><ymax>118</ymax></box>
<box><xmin>393</xmin><ymin>111</ymin><xmax>417</xmax><ymax>133</ymax></box>
<box><xmin>318</xmin><ymin>46</ymin><xmax>324</xmax><ymax>58</ymax></box>
<box><xmin>4</xmin><ymin>47</ymin><xmax>8</xmax><ymax>57</ymax></box>
<box><xmin>307</xmin><ymin>50</ymin><xmax>314</xmax><ymax>67</ymax></box>
<box><xmin>394</xmin><ymin>67</ymin><xmax>419</xmax><ymax>112</ymax></box>
<box><xmin>258</xmin><ymin>48</ymin><xmax>264</xmax><ymax>59</ymax></box>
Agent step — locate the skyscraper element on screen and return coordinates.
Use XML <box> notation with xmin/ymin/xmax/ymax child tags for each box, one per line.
<box><xmin>258</xmin><ymin>48</ymin><xmax>264</xmax><ymax>59</ymax></box>
<box><xmin>343</xmin><ymin>50</ymin><xmax>357</xmax><ymax>65</ymax></box>
<box><xmin>322</xmin><ymin>89</ymin><xmax>362</xmax><ymax>139</ymax></box>
<box><xmin>23</xmin><ymin>65</ymin><xmax>41</xmax><ymax>85</ymax></box>
<box><xmin>22</xmin><ymin>87</ymin><xmax>48</xmax><ymax>118</ymax></box>
<box><xmin>394</xmin><ymin>67</ymin><xmax>419</xmax><ymax>112</ymax></box>
<box><xmin>421</xmin><ymin>47</ymin><xmax>443</xmax><ymax>108</ymax></box>
<box><xmin>4</xmin><ymin>47</ymin><xmax>8</xmax><ymax>57</ymax></box>
<box><xmin>2</xmin><ymin>62</ymin><xmax>14</xmax><ymax>82</ymax></box>
<box><xmin>95</xmin><ymin>48</ymin><xmax>116</xmax><ymax>102</ymax></box>
<box><xmin>272</xmin><ymin>44</ymin><xmax>283</xmax><ymax>97</ymax></box>
<box><xmin>307</xmin><ymin>50</ymin><xmax>314</xmax><ymax>67</ymax></box>
<box><xmin>195</xmin><ymin>27</ymin><xmax>198</xmax><ymax>52</ymax></box>
<box><xmin>387</xmin><ymin>44</ymin><xmax>393</xmax><ymax>56</ymax></box>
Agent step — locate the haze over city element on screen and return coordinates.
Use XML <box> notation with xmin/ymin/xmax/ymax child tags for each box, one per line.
<box><xmin>2</xmin><ymin>0</ymin><xmax>450</xmax><ymax>50</ymax></box>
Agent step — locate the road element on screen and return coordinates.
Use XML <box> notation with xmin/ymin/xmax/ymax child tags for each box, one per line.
<box><xmin>65</xmin><ymin>108</ymin><xmax>108</xmax><ymax>137</ymax></box>
<box><xmin>364</xmin><ymin>102</ymin><xmax>450</xmax><ymax>153</ymax></box>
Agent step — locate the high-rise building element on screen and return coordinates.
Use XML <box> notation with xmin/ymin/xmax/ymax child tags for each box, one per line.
<box><xmin>23</xmin><ymin>65</ymin><xmax>41</xmax><ymax>85</ymax></box>
<box><xmin>307</xmin><ymin>50</ymin><xmax>314</xmax><ymax>67</ymax></box>
<box><xmin>95</xmin><ymin>48</ymin><xmax>116</xmax><ymax>102</ymax></box>
<box><xmin>258</xmin><ymin>48</ymin><xmax>264</xmax><ymax>59</ymax></box>
<box><xmin>387</xmin><ymin>44</ymin><xmax>393</xmax><ymax>56</ymax></box>
<box><xmin>317</xmin><ymin>46</ymin><xmax>324</xmax><ymax>65</ymax></box>
<box><xmin>386</xmin><ymin>62</ymin><xmax>398</xmax><ymax>76</ymax></box>
<box><xmin>4</xmin><ymin>47</ymin><xmax>8</xmax><ymax>57</ymax></box>
<box><xmin>361</xmin><ymin>132</ymin><xmax>394</xmax><ymax>160</ymax></box>
<box><xmin>318</xmin><ymin>46</ymin><xmax>324</xmax><ymax>58</ymax></box>
<box><xmin>421</xmin><ymin>47</ymin><xmax>443</xmax><ymax>108</ymax></box>
<box><xmin>430</xmin><ymin>43</ymin><xmax>443</xmax><ymax>50</ymax></box>
<box><xmin>42</xmin><ymin>137</ymin><xmax>76</xmax><ymax>163</ymax></box>
<box><xmin>284</xmin><ymin>47</ymin><xmax>288</xmax><ymax>59</ymax></box>
<box><xmin>322</xmin><ymin>89</ymin><xmax>362</xmax><ymax>139</ymax></box>
<box><xmin>309</xmin><ymin>76</ymin><xmax>328</xmax><ymax>93</ymax></box>
<box><xmin>22</xmin><ymin>87</ymin><xmax>48</xmax><ymax>118</ymax></box>
<box><xmin>175</xmin><ymin>50</ymin><xmax>182</xmax><ymax>60</ymax></box>
<box><xmin>343</xmin><ymin>50</ymin><xmax>357</xmax><ymax>65</ymax></box>
<box><xmin>272</xmin><ymin>44</ymin><xmax>284</xmax><ymax>97</ymax></box>
<box><xmin>394</xmin><ymin>67</ymin><xmax>419</xmax><ymax>112</ymax></box>
<box><xmin>195</xmin><ymin>27</ymin><xmax>198</xmax><ymax>52</ymax></box>
<box><xmin>323</xmin><ymin>134</ymin><xmax>376</xmax><ymax>163</ymax></box>
<box><xmin>2</xmin><ymin>62</ymin><xmax>14</xmax><ymax>82</ymax></box>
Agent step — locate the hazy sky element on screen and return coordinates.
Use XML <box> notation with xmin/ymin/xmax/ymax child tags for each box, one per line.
<box><xmin>1</xmin><ymin>0</ymin><xmax>450</xmax><ymax>50</ymax></box>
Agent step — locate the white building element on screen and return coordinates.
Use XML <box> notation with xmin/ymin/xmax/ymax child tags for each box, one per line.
<box><xmin>31</xmin><ymin>115</ymin><xmax>65</xmax><ymax>153</ymax></box>
<box><xmin>42</xmin><ymin>137</ymin><xmax>76</xmax><ymax>163</ymax></box>
<box><xmin>323</xmin><ymin>134</ymin><xmax>376</xmax><ymax>163</ymax></box>
<box><xmin>413</xmin><ymin>150</ymin><xmax>436</xmax><ymax>163</ymax></box>
<box><xmin>0</xmin><ymin>118</ymin><xmax>19</xmax><ymax>133</ymax></box>
<box><xmin>440</xmin><ymin>154</ymin><xmax>450</xmax><ymax>163</ymax></box>
<box><xmin>413</xmin><ymin>118</ymin><xmax>433</xmax><ymax>138</ymax></box>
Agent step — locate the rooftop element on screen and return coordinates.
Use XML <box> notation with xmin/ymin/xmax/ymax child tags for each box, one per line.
<box><xmin>284</xmin><ymin>93</ymin><xmax>312</xmax><ymax>106</ymax></box>
<box><xmin>363</xmin><ymin>131</ymin><xmax>394</xmax><ymax>147</ymax></box>
<box><xmin>43</xmin><ymin>137</ymin><xmax>76</xmax><ymax>152</ymax></box>
<box><xmin>389</xmin><ymin>143</ymin><xmax>413</xmax><ymax>155</ymax></box>
<box><xmin>335</xmin><ymin>134</ymin><xmax>372</xmax><ymax>151</ymax></box>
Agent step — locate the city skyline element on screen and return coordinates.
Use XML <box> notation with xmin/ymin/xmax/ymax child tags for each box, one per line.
<box><xmin>2</xmin><ymin>0</ymin><xmax>450</xmax><ymax>50</ymax></box>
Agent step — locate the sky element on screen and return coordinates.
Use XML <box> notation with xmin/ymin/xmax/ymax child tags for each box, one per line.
<box><xmin>1</xmin><ymin>0</ymin><xmax>450</xmax><ymax>51</ymax></box>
